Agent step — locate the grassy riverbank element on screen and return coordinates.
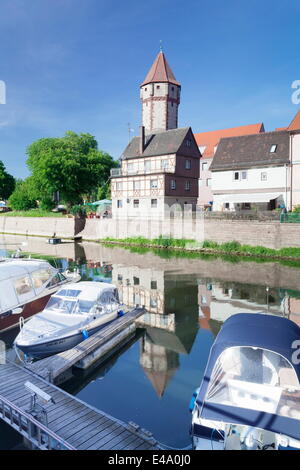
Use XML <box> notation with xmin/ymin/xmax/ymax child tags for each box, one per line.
<box><xmin>103</xmin><ymin>237</ymin><xmax>300</xmax><ymax>261</ymax></box>
<box><xmin>0</xmin><ymin>210</ymin><xmax>65</xmax><ymax>217</ymax></box>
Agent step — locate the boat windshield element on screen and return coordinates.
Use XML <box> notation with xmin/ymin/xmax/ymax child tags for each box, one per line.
<box><xmin>98</xmin><ymin>289</ymin><xmax>119</xmax><ymax>306</ymax></box>
<box><xmin>45</xmin><ymin>296</ymin><xmax>77</xmax><ymax>314</ymax></box>
<box><xmin>206</xmin><ymin>346</ymin><xmax>300</xmax><ymax>420</ymax></box>
<box><xmin>78</xmin><ymin>300</ymin><xmax>94</xmax><ymax>313</ymax></box>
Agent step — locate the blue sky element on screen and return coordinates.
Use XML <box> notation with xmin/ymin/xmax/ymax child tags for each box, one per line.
<box><xmin>0</xmin><ymin>0</ymin><xmax>299</xmax><ymax>178</ymax></box>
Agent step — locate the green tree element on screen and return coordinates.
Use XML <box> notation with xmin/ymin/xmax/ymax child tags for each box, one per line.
<box><xmin>26</xmin><ymin>131</ymin><xmax>117</xmax><ymax>207</ymax></box>
<box><xmin>9</xmin><ymin>177</ymin><xmax>38</xmax><ymax>210</ymax></box>
<box><xmin>0</xmin><ymin>161</ymin><xmax>15</xmax><ymax>200</ymax></box>
<box><xmin>97</xmin><ymin>181</ymin><xmax>111</xmax><ymax>200</ymax></box>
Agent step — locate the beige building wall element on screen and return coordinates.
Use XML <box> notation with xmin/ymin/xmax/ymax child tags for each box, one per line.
<box><xmin>291</xmin><ymin>133</ymin><xmax>300</xmax><ymax>208</ymax></box>
<box><xmin>140</xmin><ymin>82</ymin><xmax>180</xmax><ymax>133</ymax></box>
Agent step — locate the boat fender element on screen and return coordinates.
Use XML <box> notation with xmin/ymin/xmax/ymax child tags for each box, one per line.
<box><xmin>118</xmin><ymin>310</ymin><xmax>125</xmax><ymax>317</ymax></box>
<box><xmin>189</xmin><ymin>388</ymin><xmax>200</xmax><ymax>412</ymax></box>
<box><xmin>82</xmin><ymin>329</ymin><xmax>89</xmax><ymax>339</ymax></box>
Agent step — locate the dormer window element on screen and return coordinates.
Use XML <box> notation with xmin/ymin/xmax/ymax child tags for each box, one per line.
<box><xmin>270</xmin><ymin>144</ymin><xmax>277</xmax><ymax>153</ymax></box>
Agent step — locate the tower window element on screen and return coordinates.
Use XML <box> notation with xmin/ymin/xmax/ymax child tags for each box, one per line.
<box><xmin>171</xmin><ymin>86</ymin><xmax>174</xmax><ymax>91</ymax></box>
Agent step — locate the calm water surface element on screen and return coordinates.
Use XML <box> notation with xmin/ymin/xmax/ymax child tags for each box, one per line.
<box><xmin>1</xmin><ymin>236</ymin><xmax>300</xmax><ymax>449</ymax></box>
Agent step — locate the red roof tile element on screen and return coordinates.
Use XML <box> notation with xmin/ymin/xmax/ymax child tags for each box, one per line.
<box><xmin>194</xmin><ymin>123</ymin><xmax>265</xmax><ymax>158</ymax></box>
<box><xmin>288</xmin><ymin>110</ymin><xmax>300</xmax><ymax>131</ymax></box>
<box><xmin>141</xmin><ymin>52</ymin><xmax>180</xmax><ymax>87</ymax></box>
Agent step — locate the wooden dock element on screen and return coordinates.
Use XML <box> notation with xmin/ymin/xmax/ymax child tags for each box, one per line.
<box><xmin>0</xmin><ymin>361</ymin><xmax>159</xmax><ymax>450</ymax></box>
<box><xmin>26</xmin><ymin>307</ymin><xmax>146</xmax><ymax>385</ymax></box>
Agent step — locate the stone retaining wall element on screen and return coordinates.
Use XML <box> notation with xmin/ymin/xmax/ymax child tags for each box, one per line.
<box><xmin>0</xmin><ymin>216</ymin><xmax>300</xmax><ymax>249</ymax></box>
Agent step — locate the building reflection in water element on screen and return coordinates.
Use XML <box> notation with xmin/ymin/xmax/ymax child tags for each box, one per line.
<box><xmin>112</xmin><ymin>266</ymin><xmax>199</xmax><ymax>397</ymax></box>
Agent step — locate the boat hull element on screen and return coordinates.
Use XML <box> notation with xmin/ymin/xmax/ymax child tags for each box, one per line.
<box><xmin>16</xmin><ymin>317</ymin><xmax>117</xmax><ymax>359</ymax></box>
<box><xmin>0</xmin><ymin>295</ymin><xmax>51</xmax><ymax>333</ymax></box>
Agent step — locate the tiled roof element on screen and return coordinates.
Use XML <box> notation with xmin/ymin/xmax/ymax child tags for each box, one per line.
<box><xmin>121</xmin><ymin>127</ymin><xmax>192</xmax><ymax>159</ymax></box>
<box><xmin>288</xmin><ymin>109</ymin><xmax>300</xmax><ymax>131</ymax></box>
<box><xmin>141</xmin><ymin>52</ymin><xmax>180</xmax><ymax>87</ymax></box>
<box><xmin>210</xmin><ymin>130</ymin><xmax>290</xmax><ymax>171</ymax></box>
<box><xmin>194</xmin><ymin>123</ymin><xmax>264</xmax><ymax>159</ymax></box>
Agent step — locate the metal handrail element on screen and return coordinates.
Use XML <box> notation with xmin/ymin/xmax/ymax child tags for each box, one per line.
<box><xmin>0</xmin><ymin>393</ymin><xmax>76</xmax><ymax>450</ymax></box>
<box><xmin>110</xmin><ymin>167</ymin><xmax>174</xmax><ymax>177</ymax></box>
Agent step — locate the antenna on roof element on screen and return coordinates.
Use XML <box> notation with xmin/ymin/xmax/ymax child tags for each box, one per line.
<box><xmin>127</xmin><ymin>123</ymin><xmax>134</xmax><ymax>142</ymax></box>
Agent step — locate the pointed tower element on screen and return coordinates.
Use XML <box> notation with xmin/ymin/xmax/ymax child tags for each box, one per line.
<box><xmin>140</xmin><ymin>51</ymin><xmax>181</xmax><ymax>134</ymax></box>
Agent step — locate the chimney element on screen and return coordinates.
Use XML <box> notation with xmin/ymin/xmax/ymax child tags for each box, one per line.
<box><xmin>139</xmin><ymin>125</ymin><xmax>145</xmax><ymax>154</ymax></box>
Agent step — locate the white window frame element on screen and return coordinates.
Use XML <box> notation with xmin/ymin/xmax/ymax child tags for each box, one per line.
<box><xmin>171</xmin><ymin>180</ymin><xmax>176</xmax><ymax>190</ymax></box>
<box><xmin>261</xmin><ymin>172</ymin><xmax>267</xmax><ymax>181</ymax></box>
<box><xmin>161</xmin><ymin>159</ymin><xmax>169</xmax><ymax>170</ymax></box>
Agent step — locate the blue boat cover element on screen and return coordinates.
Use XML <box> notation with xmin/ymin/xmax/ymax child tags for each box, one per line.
<box><xmin>196</xmin><ymin>313</ymin><xmax>300</xmax><ymax>440</ymax></box>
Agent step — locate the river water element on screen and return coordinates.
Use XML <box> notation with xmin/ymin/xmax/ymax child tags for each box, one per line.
<box><xmin>0</xmin><ymin>236</ymin><xmax>300</xmax><ymax>449</ymax></box>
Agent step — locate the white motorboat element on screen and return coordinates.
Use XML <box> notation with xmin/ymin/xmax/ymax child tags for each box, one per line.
<box><xmin>14</xmin><ymin>281</ymin><xmax>124</xmax><ymax>359</ymax></box>
<box><xmin>0</xmin><ymin>258</ymin><xmax>80</xmax><ymax>332</ymax></box>
<box><xmin>190</xmin><ymin>313</ymin><xmax>300</xmax><ymax>450</ymax></box>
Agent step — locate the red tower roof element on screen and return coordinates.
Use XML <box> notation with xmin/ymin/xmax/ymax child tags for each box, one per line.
<box><xmin>141</xmin><ymin>51</ymin><xmax>180</xmax><ymax>87</ymax></box>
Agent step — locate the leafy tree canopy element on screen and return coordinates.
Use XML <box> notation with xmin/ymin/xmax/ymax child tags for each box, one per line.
<box><xmin>0</xmin><ymin>161</ymin><xmax>15</xmax><ymax>200</ymax></box>
<box><xmin>9</xmin><ymin>177</ymin><xmax>38</xmax><ymax>211</ymax></box>
<box><xmin>26</xmin><ymin>131</ymin><xmax>117</xmax><ymax>206</ymax></box>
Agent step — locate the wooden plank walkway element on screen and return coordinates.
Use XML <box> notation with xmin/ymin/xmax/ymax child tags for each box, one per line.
<box><xmin>0</xmin><ymin>361</ymin><xmax>159</xmax><ymax>450</ymax></box>
<box><xmin>26</xmin><ymin>307</ymin><xmax>145</xmax><ymax>384</ymax></box>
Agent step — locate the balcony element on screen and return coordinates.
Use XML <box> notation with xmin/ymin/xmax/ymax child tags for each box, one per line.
<box><xmin>110</xmin><ymin>166</ymin><xmax>174</xmax><ymax>177</ymax></box>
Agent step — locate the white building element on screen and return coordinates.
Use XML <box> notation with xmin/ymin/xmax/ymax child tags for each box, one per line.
<box><xmin>210</xmin><ymin>130</ymin><xmax>290</xmax><ymax>211</ymax></box>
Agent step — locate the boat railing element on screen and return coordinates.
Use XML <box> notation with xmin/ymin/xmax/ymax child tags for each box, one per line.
<box><xmin>0</xmin><ymin>393</ymin><xmax>76</xmax><ymax>450</ymax></box>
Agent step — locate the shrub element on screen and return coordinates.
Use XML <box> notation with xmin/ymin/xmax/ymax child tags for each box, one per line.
<box><xmin>70</xmin><ymin>205</ymin><xmax>87</xmax><ymax>218</ymax></box>
<box><xmin>9</xmin><ymin>181</ymin><xmax>37</xmax><ymax>211</ymax></box>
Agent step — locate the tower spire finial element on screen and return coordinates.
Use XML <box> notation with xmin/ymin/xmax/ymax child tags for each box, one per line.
<box><xmin>160</xmin><ymin>39</ymin><xmax>163</xmax><ymax>53</ymax></box>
